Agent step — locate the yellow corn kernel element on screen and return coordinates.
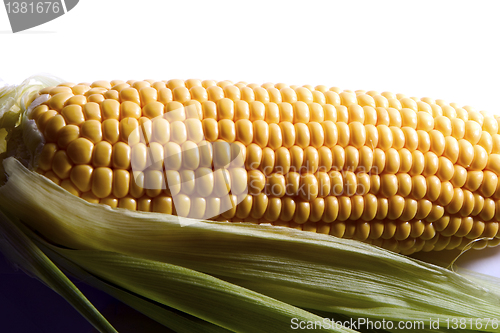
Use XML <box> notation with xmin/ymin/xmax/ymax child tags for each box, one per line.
<box><xmin>32</xmin><ymin>79</ymin><xmax>500</xmax><ymax>254</ymax></box>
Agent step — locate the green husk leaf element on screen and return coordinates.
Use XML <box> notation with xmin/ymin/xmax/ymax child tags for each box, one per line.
<box><xmin>2</xmin><ymin>206</ymin><xmax>235</xmax><ymax>333</ymax></box>
<box><xmin>0</xmin><ymin>209</ymin><xmax>118</xmax><ymax>333</ymax></box>
<box><xmin>2</xmin><ymin>156</ymin><xmax>500</xmax><ymax>332</ymax></box>
<box><xmin>21</xmin><ymin>222</ymin><xmax>255</xmax><ymax>333</ymax></box>
<box><xmin>41</xmin><ymin>242</ymin><xmax>350</xmax><ymax>332</ymax></box>
<box><xmin>9</xmin><ymin>208</ymin><xmax>351</xmax><ymax>333</ymax></box>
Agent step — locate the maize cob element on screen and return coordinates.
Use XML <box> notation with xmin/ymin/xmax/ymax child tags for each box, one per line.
<box><xmin>18</xmin><ymin>79</ymin><xmax>500</xmax><ymax>254</ymax></box>
<box><xmin>5</xmin><ymin>77</ymin><xmax>500</xmax><ymax>333</ymax></box>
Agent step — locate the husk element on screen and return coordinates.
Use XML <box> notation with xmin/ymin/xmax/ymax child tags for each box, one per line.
<box><xmin>40</xmin><ymin>239</ymin><xmax>350</xmax><ymax>332</ymax></box>
<box><xmin>1</xmin><ymin>157</ymin><xmax>500</xmax><ymax>332</ymax></box>
<box><xmin>0</xmin><ymin>208</ymin><xmax>231</xmax><ymax>333</ymax></box>
<box><xmin>0</xmin><ymin>74</ymin><xmax>63</xmax><ymax>181</ymax></box>
<box><xmin>0</xmin><ymin>74</ymin><xmax>62</xmax><ymax>129</ymax></box>
<box><xmin>4</xmin><ymin>210</ymin><xmax>340</xmax><ymax>333</ymax></box>
<box><xmin>0</xmin><ymin>128</ymin><xmax>7</xmax><ymax>154</ymax></box>
<box><xmin>0</xmin><ymin>209</ymin><xmax>118</xmax><ymax>333</ymax></box>
<box><xmin>29</xmin><ymin>243</ymin><xmax>232</xmax><ymax>333</ymax></box>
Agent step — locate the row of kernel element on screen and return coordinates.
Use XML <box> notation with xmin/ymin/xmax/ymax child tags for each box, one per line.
<box><xmin>356</xmin><ymin>91</ymin><xmax>498</xmax><ymax>134</ymax></box>
<box><xmin>198</xmin><ymin>98</ymin><xmax>499</xmax><ymax>136</ymax></box>
<box><xmin>366</xmin><ymin>91</ymin><xmax>494</xmax><ymax>124</ymax></box>
<box><xmin>34</xmin><ymin>109</ymin><xmax>205</xmax><ymax>149</ymax></box>
<box><xmin>207</xmin><ymin>191</ymin><xmax>496</xmax><ymax>225</ymax></box>
<box><xmin>37</xmin><ymin>138</ymin><xmax>244</xmax><ymax>176</ymax></box>
<box><xmin>262</xmin><ymin>219</ymin><xmax>499</xmax><ymax>254</ymax></box>
<box><xmin>53</xmin><ymin>98</ymin><xmax>199</xmax><ymax>123</ymax></box>
<box><xmin>255</xmin><ymin>190</ymin><xmax>500</xmax><ymax>225</ymax></box>
<box><xmin>43</xmin><ymin>153</ymin><xmax>248</xmax><ymax>199</ymax></box>
<box><xmin>281</xmin><ymin>217</ymin><xmax>497</xmax><ymax>250</ymax></box>
<box><xmin>37</xmin><ymin>139</ymin><xmax>136</xmax><ymax>173</ymax></box>
<box><xmin>264</xmin><ymin>219</ymin><xmax>433</xmax><ymax>243</ymax></box>
<box><xmin>203</xmin><ymin>119</ymin><xmax>498</xmax><ymax>155</ymax></box>
<box><xmin>44</xmin><ymin>167</ymin><xmax>143</xmax><ymax>199</ymax></box>
<box><xmin>36</xmin><ymin>91</ymin><xmax>201</xmax><ymax>122</ymax></box>
<box><xmin>98</xmin><ymin>194</ymin><xmax>224</xmax><ymax>220</ymax></box>
<box><xmin>240</xmin><ymin>144</ymin><xmax>458</xmax><ymax>178</ymax></box>
<box><xmin>218</xmin><ymin>215</ymin><xmax>498</xmax><ymax>253</ymax></box>
<box><xmin>262</xmin><ymin>221</ymin><xmax>498</xmax><ymax>254</ymax></box>
<box><xmin>257</xmin><ymin>169</ymin><xmax>497</xmax><ymax>200</ymax></box>
<box><xmin>42</xmin><ymin>81</ymin><xmax>166</xmax><ymax>108</ymax></box>
<box><xmin>418</xmin><ymin>233</ymin><xmax>500</xmax><ymax>253</ymax></box>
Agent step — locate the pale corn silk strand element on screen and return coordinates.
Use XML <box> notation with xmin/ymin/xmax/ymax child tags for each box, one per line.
<box><xmin>446</xmin><ymin>237</ymin><xmax>495</xmax><ymax>271</ymax></box>
<box><xmin>3</xmin><ymin>76</ymin><xmax>500</xmax><ymax>333</ymax></box>
<box><xmin>19</xmin><ymin>77</ymin><xmax>500</xmax><ymax>254</ymax></box>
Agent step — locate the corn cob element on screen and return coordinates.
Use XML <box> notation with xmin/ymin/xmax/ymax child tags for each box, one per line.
<box><xmin>23</xmin><ymin>79</ymin><xmax>500</xmax><ymax>254</ymax></box>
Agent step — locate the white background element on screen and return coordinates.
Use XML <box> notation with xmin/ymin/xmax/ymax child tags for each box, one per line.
<box><xmin>1</xmin><ymin>0</ymin><xmax>500</xmax><ymax>277</ymax></box>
